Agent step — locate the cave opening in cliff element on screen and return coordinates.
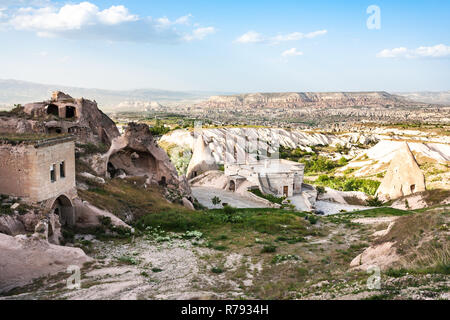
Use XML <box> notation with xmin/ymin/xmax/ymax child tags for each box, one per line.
<box><xmin>107</xmin><ymin>162</ymin><xmax>117</xmax><ymax>178</ymax></box>
<box><xmin>65</xmin><ymin>106</ymin><xmax>76</xmax><ymax>118</ymax></box>
<box><xmin>46</xmin><ymin>104</ymin><xmax>59</xmax><ymax>117</ymax></box>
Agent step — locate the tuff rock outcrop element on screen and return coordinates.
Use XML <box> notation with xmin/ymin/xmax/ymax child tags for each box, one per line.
<box><xmin>0</xmin><ymin>91</ymin><xmax>120</xmax><ymax>145</ymax></box>
<box><xmin>94</xmin><ymin>122</ymin><xmax>191</xmax><ymax>196</ymax></box>
<box><xmin>186</xmin><ymin>134</ymin><xmax>219</xmax><ymax>179</ymax></box>
<box><xmin>0</xmin><ymin>233</ymin><xmax>91</xmax><ymax>293</ymax></box>
<box><xmin>376</xmin><ymin>142</ymin><xmax>426</xmax><ymax>201</ymax></box>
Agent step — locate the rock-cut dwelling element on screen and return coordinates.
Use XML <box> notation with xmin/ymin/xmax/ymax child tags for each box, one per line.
<box><xmin>0</xmin><ymin>134</ymin><xmax>77</xmax><ymax>226</ymax></box>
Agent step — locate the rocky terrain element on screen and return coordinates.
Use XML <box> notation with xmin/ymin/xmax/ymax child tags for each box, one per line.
<box><xmin>0</xmin><ymin>91</ymin><xmax>448</xmax><ymax>300</ymax></box>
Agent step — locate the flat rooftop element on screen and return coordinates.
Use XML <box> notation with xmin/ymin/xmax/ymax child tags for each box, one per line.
<box><xmin>0</xmin><ymin>133</ymin><xmax>75</xmax><ymax>147</ymax></box>
<box><xmin>231</xmin><ymin>159</ymin><xmax>305</xmax><ymax>174</ymax></box>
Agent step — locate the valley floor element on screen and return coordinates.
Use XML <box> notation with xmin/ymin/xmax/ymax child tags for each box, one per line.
<box><xmin>1</xmin><ymin>207</ymin><xmax>448</xmax><ymax>300</ymax></box>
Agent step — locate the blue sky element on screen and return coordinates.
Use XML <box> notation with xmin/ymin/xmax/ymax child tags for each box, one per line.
<box><xmin>0</xmin><ymin>0</ymin><xmax>449</xmax><ymax>92</ymax></box>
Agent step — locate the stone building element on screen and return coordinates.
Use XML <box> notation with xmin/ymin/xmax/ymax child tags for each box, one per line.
<box><xmin>225</xmin><ymin>159</ymin><xmax>305</xmax><ymax>197</ymax></box>
<box><xmin>19</xmin><ymin>91</ymin><xmax>120</xmax><ymax>145</ymax></box>
<box><xmin>0</xmin><ymin>135</ymin><xmax>77</xmax><ymax>226</ymax></box>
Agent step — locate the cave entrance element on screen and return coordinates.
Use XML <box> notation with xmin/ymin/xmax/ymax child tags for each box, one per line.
<box><xmin>159</xmin><ymin>176</ymin><xmax>167</xmax><ymax>187</ymax></box>
<box><xmin>65</xmin><ymin>106</ymin><xmax>76</xmax><ymax>118</ymax></box>
<box><xmin>410</xmin><ymin>184</ymin><xmax>416</xmax><ymax>193</ymax></box>
<box><xmin>229</xmin><ymin>180</ymin><xmax>236</xmax><ymax>192</ymax></box>
<box><xmin>48</xmin><ymin>127</ymin><xmax>63</xmax><ymax>134</ymax></box>
<box><xmin>107</xmin><ymin>162</ymin><xmax>117</xmax><ymax>178</ymax></box>
<box><xmin>46</xmin><ymin>104</ymin><xmax>59</xmax><ymax>117</ymax></box>
<box><xmin>51</xmin><ymin>194</ymin><xmax>74</xmax><ymax>227</ymax></box>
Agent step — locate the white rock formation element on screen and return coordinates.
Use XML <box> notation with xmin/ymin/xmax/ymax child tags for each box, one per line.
<box><xmin>0</xmin><ymin>233</ymin><xmax>91</xmax><ymax>293</ymax></box>
<box><xmin>186</xmin><ymin>134</ymin><xmax>218</xmax><ymax>179</ymax></box>
<box><xmin>376</xmin><ymin>142</ymin><xmax>426</xmax><ymax>201</ymax></box>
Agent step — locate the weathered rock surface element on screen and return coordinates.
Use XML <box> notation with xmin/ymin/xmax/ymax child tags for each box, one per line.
<box><xmin>0</xmin><ymin>233</ymin><xmax>91</xmax><ymax>293</ymax></box>
<box><xmin>186</xmin><ymin>134</ymin><xmax>218</xmax><ymax>179</ymax></box>
<box><xmin>0</xmin><ymin>91</ymin><xmax>120</xmax><ymax>145</ymax></box>
<box><xmin>101</xmin><ymin>123</ymin><xmax>190</xmax><ymax>196</ymax></box>
<box><xmin>350</xmin><ymin>242</ymin><xmax>400</xmax><ymax>271</ymax></box>
<box><xmin>376</xmin><ymin>142</ymin><xmax>426</xmax><ymax>201</ymax></box>
<box><xmin>0</xmin><ymin>215</ymin><xmax>25</xmax><ymax>236</ymax></box>
<box><xmin>204</xmin><ymin>91</ymin><xmax>408</xmax><ymax>109</ymax></box>
<box><xmin>74</xmin><ymin>199</ymin><xmax>131</xmax><ymax>229</ymax></box>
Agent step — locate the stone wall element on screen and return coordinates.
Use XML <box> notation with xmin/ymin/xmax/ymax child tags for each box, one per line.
<box><xmin>0</xmin><ymin>140</ymin><xmax>76</xmax><ymax>202</ymax></box>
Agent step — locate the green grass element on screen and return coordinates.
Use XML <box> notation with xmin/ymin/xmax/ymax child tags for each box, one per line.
<box><xmin>249</xmin><ymin>188</ymin><xmax>286</xmax><ymax>204</ymax></box>
<box><xmin>312</xmin><ymin>174</ymin><xmax>381</xmax><ymax>196</ymax></box>
<box><xmin>137</xmin><ymin>208</ymin><xmax>311</xmax><ymax>241</ymax></box>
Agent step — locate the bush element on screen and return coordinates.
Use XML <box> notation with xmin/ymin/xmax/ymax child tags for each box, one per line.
<box><xmin>211</xmin><ymin>267</ymin><xmax>224</xmax><ymax>274</ymax></box>
<box><xmin>261</xmin><ymin>245</ymin><xmax>277</xmax><ymax>253</ymax></box>
<box><xmin>366</xmin><ymin>196</ymin><xmax>384</xmax><ymax>207</ymax></box>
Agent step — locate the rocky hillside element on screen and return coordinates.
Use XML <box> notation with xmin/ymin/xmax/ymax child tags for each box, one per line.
<box><xmin>203</xmin><ymin>92</ymin><xmax>414</xmax><ymax>109</ymax></box>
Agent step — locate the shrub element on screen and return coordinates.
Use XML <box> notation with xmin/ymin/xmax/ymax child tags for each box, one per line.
<box><xmin>366</xmin><ymin>196</ymin><xmax>384</xmax><ymax>207</ymax></box>
<box><xmin>261</xmin><ymin>245</ymin><xmax>277</xmax><ymax>253</ymax></box>
<box><xmin>211</xmin><ymin>267</ymin><xmax>224</xmax><ymax>274</ymax></box>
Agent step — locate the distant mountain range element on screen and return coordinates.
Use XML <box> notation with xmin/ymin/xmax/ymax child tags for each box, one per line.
<box><xmin>395</xmin><ymin>91</ymin><xmax>450</xmax><ymax>105</ymax></box>
<box><xmin>0</xmin><ymin>79</ymin><xmax>230</xmax><ymax>110</ymax></box>
<box><xmin>0</xmin><ymin>79</ymin><xmax>448</xmax><ymax>112</ymax></box>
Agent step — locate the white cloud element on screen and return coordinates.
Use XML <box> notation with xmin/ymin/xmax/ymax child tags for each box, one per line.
<box><xmin>377</xmin><ymin>44</ymin><xmax>450</xmax><ymax>59</ymax></box>
<box><xmin>10</xmin><ymin>2</ymin><xmax>136</xmax><ymax>32</ymax></box>
<box><xmin>97</xmin><ymin>5</ymin><xmax>138</xmax><ymax>25</ymax></box>
<box><xmin>235</xmin><ymin>31</ymin><xmax>265</xmax><ymax>43</ymax></box>
<box><xmin>281</xmin><ymin>48</ymin><xmax>303</xmax><ymax>57</ymax></box>
<box><xmin>304</xmin><ymin>29</ymin><xmax>327</xmax><ymax>39</ymax></box>
<box><xmin>157</xmin><ymin>14</ymin><xmax>192</xmax><ymax>27</ymax></box>
<box><xmin>184</xmin><ymin>26</ymin><xmax>216</xmax><ymax>41</ymax></box>
<box><xmin>0</xmin><ymin>8</ymin><xmax>6</xmax><ymax>19</ymax></box>
<box><xmin>236</xmin><ymin>29</ymin><xmax>327</xmax><ymax>44</ymax></box>
<box><xmin>4</xmin><ymin>2</ymin><xmax>214</xmax><ymax>43</ymax></box>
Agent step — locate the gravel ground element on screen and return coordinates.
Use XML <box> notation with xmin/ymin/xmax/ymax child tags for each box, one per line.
<box><xmin>192</xmin><ymin>187</ymin><xmax>269</xmax><ymax>209</ymax></box>
<box><xmin>315</xmin><ymin>201</ymin><xmax>371</xmax><ymax>215</ymax></box>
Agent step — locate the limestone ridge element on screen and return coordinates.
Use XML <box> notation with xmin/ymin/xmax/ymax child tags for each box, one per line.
<box><xmin>203</xmin><ymin>91</ymin><xmax>410</xmax><ymax>109</ymax></box>
<box><xmin>376</xmin><ymin>142</ymin><xmax>426</xmax><ymax>201</ymax></box>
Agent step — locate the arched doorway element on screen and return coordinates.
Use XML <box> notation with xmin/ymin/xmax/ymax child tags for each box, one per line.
<box><xmin>51</xmin><ymin>195</ymin><xmax>74</xmax><ymax>226</ymax></box>
<box><xmin>46</xmin><ymin>104</ymin><xmax>59</xmax><ymax>116</ymax></box>
<box><xmin>229</xmin><ymin>180</ymin><xmax>236</xmax><ymax>192</ymax></box>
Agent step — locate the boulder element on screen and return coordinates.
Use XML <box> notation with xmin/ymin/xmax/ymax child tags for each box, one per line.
<box><xmin>0</xmin><ymin>233</ymin><xmax>91</xmax><ymax>293</ymax></box>
<box><xmin>376</xmin><ymin>142</ymin><xmax>426</xmax><ymax>201</ymax></box>
<box><xmin>0</xmin><ymin>215</ymin><xmax>25</xmax><ymax>236</ymax></box>
<box><xmin>74</xmin><ymin>199</ymin><xmax>131</xmax><ymax>229</ymax></box>
<box><xmin>182</xmin><ymin>197</ymin><xmax>195</xmax><ymax>211</ymax></box>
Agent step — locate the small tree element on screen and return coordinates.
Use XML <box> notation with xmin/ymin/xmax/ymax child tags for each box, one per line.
<box><xmin>211</xmin><ymin>196</ymin><xmax>222</xmax><ymax>206</ymax></box>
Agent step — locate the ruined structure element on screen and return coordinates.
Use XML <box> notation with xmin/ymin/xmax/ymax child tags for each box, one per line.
<box><xmin>0</xmin><ymin>135</ymin><xmax>77</xmax><ymax>226</ymax></box>
<box><xmin>0</xmin><ymin>91</ymin><xmax>120</xmax><ymax>145</ymax></box>
<box><xmin>376</xmin><ymin>142</ymin><xmax>426</xmax><ymax>201</ymax></box>
<box><xmin>225</xmin><ymin>159</ymin><xmax>305</xmax><ymax>197</ymax></box>
<box><xmin>89</xmin><ymin>122</ymin><xmax>191</xmax><ymax>196</ymax></box>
